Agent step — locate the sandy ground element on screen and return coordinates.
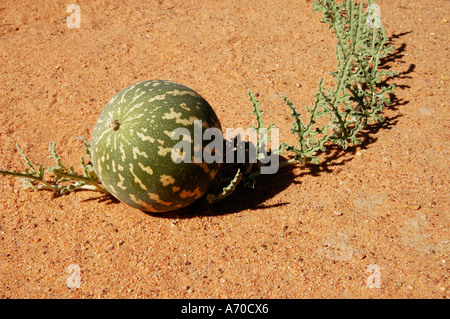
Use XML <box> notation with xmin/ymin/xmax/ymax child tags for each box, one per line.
<box><xmin>0</xmin><ymin>0</ymin><xmax>448</xmax><ymax>298</ymax></box>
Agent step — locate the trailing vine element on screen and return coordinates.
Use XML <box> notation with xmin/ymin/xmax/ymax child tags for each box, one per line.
<box><xmin>1</xmin><ymin>0</ymin><xmax>396</xmax><ymax>208</ymax></box>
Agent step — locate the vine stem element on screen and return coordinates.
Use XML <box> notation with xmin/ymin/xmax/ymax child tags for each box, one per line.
<box><xmin>0</xmin><ymin>170</ymin><xmax>59</xmax><ymax>192</ymax></box>
<box><xmin>52</xmin><ymin>171</ymin><xmax>110</xmax><ymax>194</ymax></box>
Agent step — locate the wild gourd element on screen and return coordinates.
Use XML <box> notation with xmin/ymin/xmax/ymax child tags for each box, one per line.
<box><xmin>90</xmin><ymin>80</ymin><xmax>222</xmax><ymax>212</ymax></box>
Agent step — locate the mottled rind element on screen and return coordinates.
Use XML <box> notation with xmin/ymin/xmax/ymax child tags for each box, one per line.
<box><xmin>91</xmin><ymin>80</ymin><xmax>222</xmax><ymax>212</ymax></box>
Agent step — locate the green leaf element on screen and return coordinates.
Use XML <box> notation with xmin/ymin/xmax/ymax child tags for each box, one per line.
<box><xmin>207</xmin><ymin>169</ymin><xmax>242</xmax><ymax>204</ymax></box>
<box><xmin>1</xmin><ymin>140</ymin><xmax>109</xmax><ymax>196</ymax></box>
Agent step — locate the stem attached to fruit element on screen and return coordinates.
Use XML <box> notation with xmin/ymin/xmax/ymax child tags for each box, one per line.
<box><xmin>107</xmin><ymin>118</ymin><xmax>121</xmax><ymax>131</ymax></box>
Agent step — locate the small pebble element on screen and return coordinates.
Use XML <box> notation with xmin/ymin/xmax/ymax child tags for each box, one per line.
<box><xmin>406</xmin><ymin>202</ymin><xmax>420</xmax><ymax>210</ymax></box>
<box><xmin>354</xmin><ymin>251</ymin><xmax>366</xmax><ymax>260</ymax></box>
<box><xmin>333</xmin><ymin>211</ymin><xmax>343</xmax><ymax>216</ymax></box>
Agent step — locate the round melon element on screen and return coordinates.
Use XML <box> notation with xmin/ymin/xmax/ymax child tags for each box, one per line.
<box><xmin>90</xmin><ymin>80</ymin><xmax>222</xmax><ymax>212</ymax></box>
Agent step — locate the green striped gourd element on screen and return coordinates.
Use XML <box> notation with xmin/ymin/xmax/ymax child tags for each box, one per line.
<box><xmin>90</xmin><ymin>80</ymin><xmax>221</xmax><ymax>212</ymax></box>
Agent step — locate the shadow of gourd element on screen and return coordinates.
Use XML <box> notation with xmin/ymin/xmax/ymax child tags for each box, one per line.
<box><xmin>145</xmin><ymin>138</ymin><xmax>300</xmax><ymax>218</ymax></box>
